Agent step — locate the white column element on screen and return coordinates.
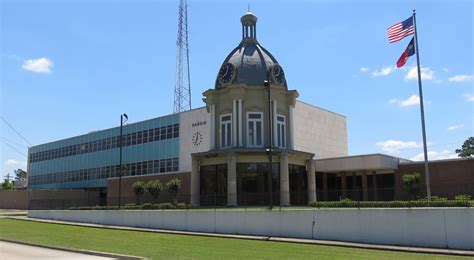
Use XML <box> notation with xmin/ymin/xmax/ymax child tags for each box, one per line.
<box><xmin>288</xmin><ymin>106</ymin><xmax>294</xmax><ymax>149</ymax></box>
<box><xmin>307</xmin><ymin>159</ymin><xmax>316</xmax><ymax>202</ymax></box>
<box><xmin>210</xmin><ymin>105</ymin><xmax>216</xmax><ymax>150</ymax></box>
<box><xmin>227</xmin><ymin>152</ymin><xmax>237</xmax><ymax>206</ymax></box>
<box><xmin>280</xmin><ymin>151</ymin><xmax>290</xmax><ymax>206</ymax></box>
<box><xmin>272</xmin><ymin>100</ymin><xmax>277</xmax><ymax>147</ymax></box>
<box><xmin>238</xmin><ymin>99</ymin><xmax>243</xmax><ymax>147</ymax></box>
<box><xmin>190</xmin><ymin>158</ymin><xmax>200</xmax><ymax>206</ymax></box>
<box><xmin>232</xmin><ymin>100</ymin><xmax>237</xmax><ymax>147</ymax></box>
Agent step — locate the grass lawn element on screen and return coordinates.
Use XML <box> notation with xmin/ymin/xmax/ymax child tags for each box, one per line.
<box><xmin>0</xmin><ymin>218</ymin><xmax>468</xmax><ymax>259</ymax></box>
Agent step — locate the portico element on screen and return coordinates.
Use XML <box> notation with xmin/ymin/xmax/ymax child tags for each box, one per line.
<box><xmin>315</xmin><ymin>154</ymin><xmax>401</xmax><ymax>201</ymax></box>
<box><xmin>191</xmin><ymin>149</ymin><xmax>316</xmax><ymax>206</ymax></box>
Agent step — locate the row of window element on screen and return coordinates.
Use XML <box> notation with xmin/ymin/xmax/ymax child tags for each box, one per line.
<box><xmin>29</xmin><ymin>124</ymin><xmax>180</xmax><ymax>163</ymax></box>
<box><xmin>220</xmin><ymin>112</ymin><xmax>286</xmax><ymax>149</ymax></box>
<box><xmin>28</xmin><ymin>157</ymin><xmax>179</xmax><ymax>186</ymax></box>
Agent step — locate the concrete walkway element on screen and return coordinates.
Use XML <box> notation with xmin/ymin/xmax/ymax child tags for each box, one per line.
<box><xmin>8</xmin><ymin>216</ymin><xmax>474</xmax><ymax>257</ymax></box>
<box><xmin>0</xmin><ymin>240</ymin><xmax>115</xmax><ymax>260</ymax></box>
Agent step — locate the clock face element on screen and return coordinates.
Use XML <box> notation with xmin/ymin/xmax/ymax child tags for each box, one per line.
<box><xmin>218</xmin><ymin>63</ymin><xmax>236</xmax><ymax>84</ymax></box>
<box><xmin>271</xmin><ymin>64</ymin><xmax>286</xmax><ymax>85</ymax></box>
<box><xmin>192</xmin><ymin>132</ymin><xmax>203</xmax><ymax>146</ymax></box>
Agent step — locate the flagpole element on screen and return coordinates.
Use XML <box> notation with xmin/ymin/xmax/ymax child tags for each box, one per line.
<box><xmin>413</xmin><ymin>9</ymin><xmax>431</xmax><ymax>200</ymax></box>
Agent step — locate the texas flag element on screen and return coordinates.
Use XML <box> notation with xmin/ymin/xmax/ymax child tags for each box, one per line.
<box><xmin>397</xmin><ymin>37</ymin><xmax>415</xmax><ymax>68</ymax></box>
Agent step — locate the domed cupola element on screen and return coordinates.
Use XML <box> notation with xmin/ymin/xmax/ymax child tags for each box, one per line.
<box><xmin>215</xmin><ymin>12</ymin><xmax>287</xmax><ymax>90</ymax></box>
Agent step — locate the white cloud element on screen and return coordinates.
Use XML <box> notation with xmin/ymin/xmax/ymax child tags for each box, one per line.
<box><xmin>22</xmin><ymin>57</ymin><xmax>53</xmax><ymax>73</ymax></box>
<box><xmin>410</xmin><ymin>150</ymin><xmax>457</xmax><ymax>161</ymax></box>
<box><xmin>371</xmin><ymin>66</ymin><xmax>395</xmax><ymax>77</ymax></box>
<box><xmin>360</xmin><ymin>67</ymin><xmax>369</xmax><ymax>73</ymax></box>
<box><xmin>4</xmin><ymin>159</ymin><xmax>19</xmax><ymax>166</ymax></box>
<box><xmin>447</xmin><ymin>124</ymin><xmax>464</xmax><ymax>131</ymax></box>
<box><xmin>405</xmin><ymin>66</ymin><xmax>433</xmax><ymax>80</ymax></box>
<box><xmin>464</xmin><ymin>93</ymin><xmax>474</xmax><ymax>102</ymax></box>
<box><xmin>376</xmin><ymin>140</ymin><xmax>423</xmax><ymax>153</ymax></box>
<box><xmin>449</xmin><ymin>75</ymin><xmax>473</xmax><ymax>82</ymax></box>
<box><xmin>389</xmin><ymin>94</ymin><xmax>420</xmax><ymax>107</ymax></box>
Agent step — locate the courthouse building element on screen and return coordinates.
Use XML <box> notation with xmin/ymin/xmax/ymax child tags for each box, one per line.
<box><xmin>26</xmin><ymin>13</ymin><xmax>473</xmax><ymax>206</ymax></box>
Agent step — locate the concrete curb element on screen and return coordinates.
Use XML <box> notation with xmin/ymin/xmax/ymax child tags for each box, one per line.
<box><xmin>7</xmin><ymin>216</ymin><xmax>474</xmax><ymax>257</ymax></box>
<box><xmin>0</xmin><ymin>238</ymin><xmax>143</xmax><ymax>260</ymax></box>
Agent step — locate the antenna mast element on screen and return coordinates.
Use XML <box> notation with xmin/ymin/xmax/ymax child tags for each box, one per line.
<box><xmin>173</xmin><ymin>0</ymin><xmax>192</xmax><ymax>113</ymax></box>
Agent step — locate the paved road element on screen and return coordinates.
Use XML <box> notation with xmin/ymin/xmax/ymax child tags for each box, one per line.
<box><xmin>0</xmin><ymin>241</ymin><xmax>116</xmax><ymax>259</ymax></box>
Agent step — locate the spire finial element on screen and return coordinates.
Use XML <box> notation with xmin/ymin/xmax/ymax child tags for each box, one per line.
<box><xmin>248</xmin><ymin>3</ymin><xmax>250</xmax><ymax>12</ymax></box>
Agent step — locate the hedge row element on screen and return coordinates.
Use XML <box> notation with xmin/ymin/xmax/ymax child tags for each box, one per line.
<box><xmin>308</xmin><ymin>200</ymin><xmax>471</xmax><ymax>208</ymax></box>
<box><xmin>70</xmin><ymin>202</ymin><xmax>187</xmax><ymax>210</ymax></box>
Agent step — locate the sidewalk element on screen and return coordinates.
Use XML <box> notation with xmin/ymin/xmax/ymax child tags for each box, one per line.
<box><xmin>8</xmin><ymin>216</ymin><xmax>474</xmax><ymax>257</ymax></box>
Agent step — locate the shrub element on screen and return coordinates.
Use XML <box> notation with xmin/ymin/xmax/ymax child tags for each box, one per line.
<box><xmin>145</xmin><ymin>180</ymin><xmax>163</xmax><ymax>203</ymax></box>
<box><xmin>402</xmin><ymin>172</ymin><xmax>421</xmax><ymax>199</ymax></box>
<box><xmin>70</xmin><ymin>202</ymin><xmax>188</xmax><ymax>210</ymax></box>
<box><xmin>165</xmin><ymin>178</ymin><xmax>182</xmax><ymax>205</ymax></box>
<box><xmin>69</xmin><ymin>206</ymin><xmax>117</xmax><ymax>210</ymax></box>
<box><xmin>141</xmin><ymin>203</ymin><xmax>154</xmax><ymax>209</ymax></box>
<box><xmin>455</xmin><ymin>194</ymin><xmax>472</xmax><ymax>201</ymax></box>
<box><xmin>123</xmin><ymin>204</ymin><xmax>142</xmax><ymax>210</ymax></box>
<box><xmin>308</xmin><ymin>200</ymin><xmax>471</xmax><ymax>208</ymax></box>
<box><xmin>176</xmin><ymin>203</ymin><xmax>187</xmax><ymax>209</ymax></box>
<box><xmin>132</xmin><ymin>181</ymin><xmax>146</xmax><ymax>204</ymax></box>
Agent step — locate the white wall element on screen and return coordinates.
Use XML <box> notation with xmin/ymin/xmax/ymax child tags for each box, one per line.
<box><xmin>29</xmin><ymin>208</ymin><xmax>474</xmax><ymax>250</ymax></box>
<box><xmin>179</xmin><ymin>107</ymin><xmax>211</xmax><ymax>172</ymax></box>
<box><xmin>293</xmin><ymin>100</ymin><xmax>348</xmax><ymax>159</ymax></box>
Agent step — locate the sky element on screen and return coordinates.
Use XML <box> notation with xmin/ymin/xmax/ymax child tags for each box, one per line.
<box><xmin>1</xmin><ymin>0</ymin><xmax>473</xmax><ymax>180</ymax></box>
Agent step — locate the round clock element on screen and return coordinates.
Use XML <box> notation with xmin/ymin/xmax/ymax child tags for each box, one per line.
<box><xmin>271</xmin><ymin>64</ymin><xmax>286</xmax><ymax>85</ymax></box>
<box><xmin>218</xmin><ymin>63</ymin><xmax>236</xmax><ymax>84</ymax></box>
<box><xmin>192</xmin><ymin>132</ymin><xmax>203</xmax><ymax>146</ymax></box>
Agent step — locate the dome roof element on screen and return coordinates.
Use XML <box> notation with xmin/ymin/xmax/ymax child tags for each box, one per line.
<box><xmin>215</xmin><ymin>13</ymin><xmax>287</xmax><ymax>89</ymax></box>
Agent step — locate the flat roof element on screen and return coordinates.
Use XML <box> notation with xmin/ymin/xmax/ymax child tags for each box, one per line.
<box><xmin>315</xmin><ymin>153</ymin><xmax>401</xmax><ymax>172</ymax></box>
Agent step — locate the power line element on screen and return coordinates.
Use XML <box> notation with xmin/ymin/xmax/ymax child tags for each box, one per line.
<box><xmin>0</xmin><ymin>139</ymin><xmax>27</xmax><ymax>157</ymax></box>
<box><xmin>0</xmin><ymin>117</ymin><xmax>33</xmax><ymax>146</ymax></box>
<box><xmin>0</xmin><ymin>137</ymin><xmax>28</xmax><ymax>149</ymax></box>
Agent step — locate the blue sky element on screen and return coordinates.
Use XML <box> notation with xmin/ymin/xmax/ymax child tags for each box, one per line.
<box><xmin>1</xmin><ymin>0</ymin><xmax>473</xmax><ymax>180</ymax></box>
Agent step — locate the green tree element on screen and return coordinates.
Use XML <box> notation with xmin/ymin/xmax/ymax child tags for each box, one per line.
<box><xmin>165</xmin><ymin>178</ymin><xmax>181</xmax><ymax>205</ymax></box>
<box><xmin>402</xmin><ymin>172</ymin><xmax>421</xmax><ymax>199</ymax></box>
<box><xmin>132</xmin><ymin>181</ymin><xmax>145</xmax><ymax>205</ymax></box>
<box><xmin>455</xmin><ymin>137</ymin><xmax>474</xmax><ymax>158</ymax></box>
<box><xmin>14</xmin><ymin>169</ymin><xmax>27</xmax><ymax>180</ymax></box>
<box><xmin>1</xmin><ymin>179</ymin><xmax>15</xmax><ymax>190</ymax></box>
<box><xmin>145</xmin><ymin>180</ymin><xmax>163</xmax><ymax>203</ymax></box>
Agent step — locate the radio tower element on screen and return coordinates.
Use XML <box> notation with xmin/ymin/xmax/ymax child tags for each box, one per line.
<box><xmin>173</xmin><ymin>0</ymin><xmax>191</xmax><ymax>113</ymax></box>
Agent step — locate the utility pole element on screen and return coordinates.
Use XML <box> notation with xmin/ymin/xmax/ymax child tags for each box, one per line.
<box><xmin>264</xmin><ymin>79</ymin><xmax>273</xmax><ymax>209</ymax></box>
<box><xmin>118</xmin><ymin>113</ymin><xmax>128</xmax><ymax>209</ymax></box>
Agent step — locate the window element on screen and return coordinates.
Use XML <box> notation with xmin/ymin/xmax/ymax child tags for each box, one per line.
<box><xmin>166</xmin><ymin>158</ymin><xmax>173</xmax><ymax>172</ymax></box>
<box><xmin>247</xmin><ymin>112</ymin><xmax>263</xmax><ymax>147</ymax></box>
<box><xmin>154</xmin><ymin>160</ymin><xmax>160</xmax><ymax>173</ymax></box>
<box><xmin>166</xmin><ymin>125</ymin><xmax>173</xmax><ymax>139</ymax></box>
<box><xmin>172</xmin><ymin>158</ymin><xmax>179</xmax><ymax>172</ymax></box>
<box><xmin>137</xmin><ymin>131</ymin><xmax>143</xmax><ymax>144</ymax></box>
<box><xmin>160</xmin><ymin>160</ymin><xmax>166</xmax><ymax>173</ymax></box>
<box><xmin>160</xmin><ymin>127</ymin><xmax>167</xmax><ymax>140</ymax></box>
<box><xmin>173</xmin><ymin>124</ymin><xmax>179</xmax><ymax>138</ymax></box>
<box><xmin>220</xmin><ymin>114</ymin><xmax>232</xmax><ymax>148</ymax></box>
<box><xmin>276</xmin><ymin>115</ymin><xmax>286</xmax><ymax>148</ymax></box>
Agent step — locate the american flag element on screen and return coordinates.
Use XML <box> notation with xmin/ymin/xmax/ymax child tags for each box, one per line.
<box><xmin>387</xmin><ymin>16</ymin><xmax>414</xmax><ymax>43</ymax></box>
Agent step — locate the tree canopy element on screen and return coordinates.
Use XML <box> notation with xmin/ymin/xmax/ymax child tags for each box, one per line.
<box><xmin>455</xmin><ymin>137</ymin><xmax>474</xmax><ymax>158</ymax></box>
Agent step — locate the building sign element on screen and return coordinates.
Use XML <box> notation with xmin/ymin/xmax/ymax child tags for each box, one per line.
<box><xmin>192</xmin><ymin>121</ymin><xmax>207</xmax><ymax>127</ymax></box>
